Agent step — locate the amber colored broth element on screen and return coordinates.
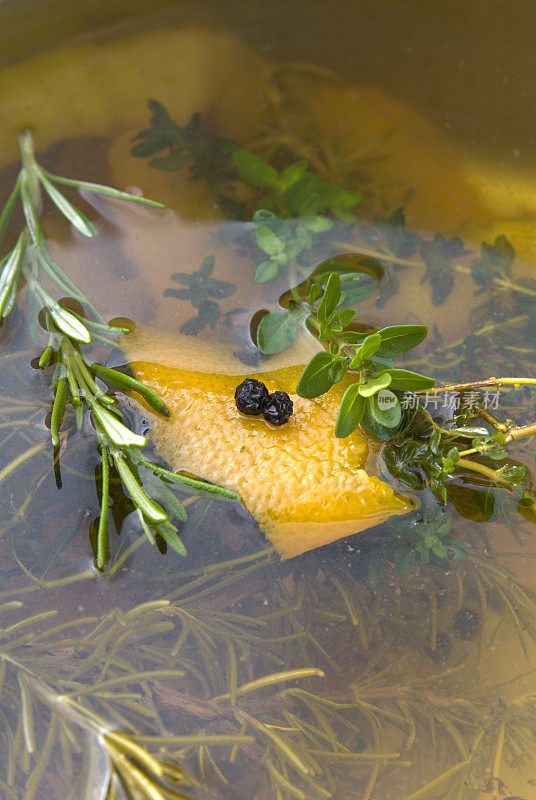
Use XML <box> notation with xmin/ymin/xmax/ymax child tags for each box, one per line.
<box><xmin>1</xmin><ymin>3</ymin><xmax>536</xmax><ymax>800</ymax></box>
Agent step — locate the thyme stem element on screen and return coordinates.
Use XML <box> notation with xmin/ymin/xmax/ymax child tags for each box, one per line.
<box><xmin>416</xmin><ymin>377</ymin><xmax>536</xmax><ymax>394</ymax></box>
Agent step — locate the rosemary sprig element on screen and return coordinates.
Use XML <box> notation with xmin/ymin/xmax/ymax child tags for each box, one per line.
<box><xmin>0</xmin><ymin>129</ymin><xmax>238</xmax><ymax>569</ymax></box>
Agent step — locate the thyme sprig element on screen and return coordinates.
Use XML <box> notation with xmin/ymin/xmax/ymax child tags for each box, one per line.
<box><xmin>0</xmin><ymin>130</ymin><xmax>238</xmax><ymax>569</ymax></box>
<box><xmin>258</xmin><ymin>270</ymin><xmax>435</xmax><ymax>438</ymax></box>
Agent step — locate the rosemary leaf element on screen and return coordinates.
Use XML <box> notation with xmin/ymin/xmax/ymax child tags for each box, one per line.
<box><xmin>156</xmin><ymin>522</ymin><xmax>187</xmax><ymax>556</ymax></box>
<box><xmin>91</xmin><ymin>364</ymin><xmax>170</xmax><ymax>417</ymax></box>
<box><xmin>0</xmin><ymin>233</ymin><xmax>26</xmax><ymax>317</ymax></box>
<box><xmin>91</xmin><ymin>403</ymin><xmax>146</xmax><ymax>449</ymax></box>
<box><xmin>50</xmin><ymin>377</ymin><xmax>68</xmax><ymax>446</ymax></box>
<box><xmin>41</xmin><ymin>171</ymin><xmax>164</xmax><ymax>208</ymax></box>
<box><xmin>133</xmin><ymin>454</ymin><xmax>239</xmax><ymax>501</ymax></box>
<box><xmin>97</xmin><ymin>442</ymin><xmax>110</xmax><ymax>570</ymax></box>
<box><xmin>0</xmin><ymin>175</ymin><xmax>21</xmax><ymax>252</ymax></box>
<box><xmin>113</xmin><ymin>453</ymin><xmax>167</xmax><ymax>524</ymax></box>
<box><xmin>38</xmin><ymin>344</ymin><xmax>54</xmax><ymax>369</ymax></box>
<box><xmin>37</xmin><ymin>170</ymin><xmax>97</xmax><ymax>238</ymax></box>
<box><xmin>19</xmin><ymin>176</ymin><xmax>42</xmax><ymax>244</ymax></box>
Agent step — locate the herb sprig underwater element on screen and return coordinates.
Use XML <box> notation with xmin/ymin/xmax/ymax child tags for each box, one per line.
<box><xmin>0</xmin><ymin>129</ymin><xmax>238</xmax><ymax>569</ymax></box>
<box><xmin>132</xmin><ymin>100</ymin><xmax>364</xmax><ymax>283</ymax></box>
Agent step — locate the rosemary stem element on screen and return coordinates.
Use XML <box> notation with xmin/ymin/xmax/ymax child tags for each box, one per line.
<box><xmin>336</xmin><ymin>241</ymin><xmax>423</xmax><ymax>268</ymax></box>
<box><xmin>18</xmin><ymin>129</ymin><xmax>41</xmax><ymax>213</ymax></box>
<box><xmin>399</xmin><ymin>759</ymin><xmax>471</xmax><ymax>800</ymax></box>
<box><xmin>491</xmin><ymin>722</ymin><xmax>506</xmax><ymax>800</ymax></box>
<box><xmin>97</xmin><ymin>442</ymin><xmax>110</xmax><ymax>570</ymax></box>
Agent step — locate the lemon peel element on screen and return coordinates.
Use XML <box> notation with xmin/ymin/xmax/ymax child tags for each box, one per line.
<box><xmin>124</xmin><ymin>328</ymin><xmax>413</xmax><ymax>559</ymax></box>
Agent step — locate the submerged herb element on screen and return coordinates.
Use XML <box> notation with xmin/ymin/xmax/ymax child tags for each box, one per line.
<box><xmin>4</xmin><ymin>538</ymin><xmax>534</xmax><ymax>800</ymax></box>
<box><xmin>133</xmin><ymin>101</ymin><xmax>363</xmax><ymax>282</ymax></box>
<box><xmin>387</xmin><ymin>513</ymin><xmax>468</xmax><ymax>573</ymax></box>
<box><xmin>163</xmin><ymin>254</ymin><xmax>238</xmax><ymax>335</ymax></box>
<box><xmin>131</xmin><ymin>100</ymin><xmax>238</xmax><ymax>178</ymax></box>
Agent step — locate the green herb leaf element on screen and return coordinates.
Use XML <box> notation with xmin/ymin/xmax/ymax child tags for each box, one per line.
<box><xmin>368</xmin><ymin>390</ymin><xmax>402</xmax><ymax>428</ymax></box>
<box><xmin>374</xmin><ymin>207</ymin><xmax>420</xmax><ymax>258</ymax></box>
<box><xmin>50</xmin><ymin>376</ymin><xmax>68</xmax><ymax>446</ymax></box>
<box><xmin>358</xmin><ymin>372</ymin><xmax>392</xmax><ymax>397</ymax></box>
<box><xmin>302</xmin><ymin>215</ymin><xmax>333</xmax><ymax>233</ymax></box>
<box><xmin>43</xmin><ymin>172</ymin><xmax>164</xmax><ymax>208</ymax></box>
<box><xmin>38</xmin><ymin>172</ymin><xmax>97</xmax><ymax>237</ymax></box>
<box><xmin>308</xmin><ymin>282</ymin><xmax>322</xmax><ymax>304</ymax></box>
<box><xmin>157</xmin><ymin>522</ymin><xmax>187</xmax><ymax>556</ymax></box>
<box><xmin>149</xmin><ymin>153</ymin><xmax>188</xmax><ymax>171</ymax></box>
<box><xmin>381</xmin><ymin>368</ymin><xmax>435</xmax><ymax>391</ymax></box>
<box><xmin>350</xmin><ymin>332</ymin><xmax>382</xmax><ymax>367</ymax></box>
<box><xmin>257</xmin><ymin>310</ymin><xmax>298</xmax><ymax>354</ymax></box>
<box><xmin>91</xmin><ymin>364</ymin><xmax>170</xmax><ymax>417</ymax></box>
<box><xmin>48</xmin><ymin>306</ymin><xmax>92</xmax><ymax>344</ymax></box>
<box><xmin>113</xmin><ymin>454</ymin><xmax>167</xmax><ymax>524</ymax></box>
<box><xmin>279</xmin><ymin>159</ymin><xmax>309</xmax><ymax>188</ymax></box>
<box><xmin>338</xmin><ymin>272</ymin><xmax>378</xmax><ymax>305</ymax></box>
<box><xmin>360</xmin><ymin>408</ymin><xmax>395</xmax><ymax>441</ymax></box>
<box><xmin>297</xmin><ymin>351</ymin><xmax>345</xmax><ymax>399</ymax></box>
<box><xmin>317</xmin><ymin>273</ymin><xmax>341</xmax><ymax>323</ymax></box>
<box><xmin>38</xmin><ymin>344</ymin><xmax>54</xmax><ymax>368</ymax></box>
<box><xmin>135</xmin><ymin>455</ymin><xmax>239</xmax><ymax>500</ymax></box>
<box><xmin>0</xmin><ymin>234</ymin><xmax>26</xmax><ymax>317</ymax></box>
<box><xmin>233</xmin><ymin>149</ymin><xmax>278</xmax><ymax>189</ymax></box>
<box><xmin>336</xmin><ymin>330</ymin><xmax>368</xmax><ymax>345</ymax></box>
<box><xmin>19</xmin><ymin>176</ymin><xmax>42</xmax><ymax>244</ymax></box>
<box><xmin>138</xmin><ymin>465</ymin><xmax>188</xmax><ymax>522</ymax></box>
<box><xmin>255</xmin><ymin>225</ymin><xmax>284</xmax><ymax>256</ymax></box>
<box><xmin>335</xmin><ymin>384</ymin><xmax>365</xmax><ymax>438</ymax></box>
<box><xmin>375</xmin><ymin>325</ymin><xmax>428</xmax><ymax>357</ymax></box>
<box><xmin>0</xmin><ymin>176</ymin><xmax>20</xmax><ymax>253</ymax></box>
<box><xmin>131</xmin><ymin>99</ymin><xmax>181</xmax><ymax>157</ymax></box>
<box><xmin>255</xmin><ymin>259</ymin><xmax>279</xmax><ymax>283</ymax></box>
<box><xmin>329</xmin><ymin>307</ymin><xmax>358</xmax><ymax>331</ymax></box>
<box><xmin>91</xmin><ymin>404</ymin><xmax>147</xmax><ymax>448</ymax></box>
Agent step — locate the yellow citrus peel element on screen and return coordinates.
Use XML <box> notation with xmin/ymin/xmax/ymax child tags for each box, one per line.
<box><xmin>124</xmin><ymin>328</ymin><xmax>414</xmax><ymax>559</ymax></box>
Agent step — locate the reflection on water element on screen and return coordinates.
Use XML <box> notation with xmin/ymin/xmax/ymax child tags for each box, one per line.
<box><xmin>2</xmin><ymin>3</ymin><xmax>536</xmax><ymax>800</ymax></box>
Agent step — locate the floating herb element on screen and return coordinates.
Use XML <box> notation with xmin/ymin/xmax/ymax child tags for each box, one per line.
<box><xmin>0</xmin><ymin>130</ymin><xmax>238</xmax><ymax>569</ymax></box>
<box><xmin>255</xmin><ymin>269</ymin><xmax>434</xmax><ymax>438</ymax></box>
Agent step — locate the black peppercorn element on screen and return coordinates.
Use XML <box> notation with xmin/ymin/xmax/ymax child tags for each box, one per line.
<box><xmin>234</xmin><ymin>378</ymin><xmax>269</xmax><ymax>415</ymax></box>
<box><xmin>262</xmin><ymin>391</ymin><xmax>293</xmax><ymax>426</ymax></box>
